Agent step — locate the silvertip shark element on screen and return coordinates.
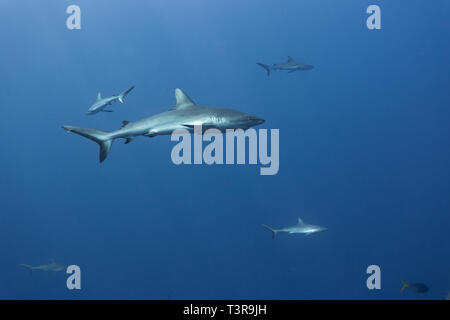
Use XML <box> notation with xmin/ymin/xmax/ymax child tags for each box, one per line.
<box><xmin>262</xmin><ymin>217</ymin><xmax>327</xmax><ymax>239</ymax></box>
<box><xmin>86</xmin><ymin>85</ymin><xmax>135</xmax><ymax>115</ymax></box>
<box><xmin>256</xmin><ymin>56</ymin><xmax>313</xmax><ymax>76</ymax></box>
<box><xmin>19</xmin><ymin>259</ymin><xmax>67</xmax><ymax>274</ymax></box>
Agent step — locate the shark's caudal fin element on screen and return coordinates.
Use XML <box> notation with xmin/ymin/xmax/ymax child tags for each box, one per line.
<box><xmin>20</xmin><ymin>264</ymin><xmax>34</xmax><ymax>275</ymax></box>
<box><xmin>62</xmin><ymin>126</ymin><xmax>113</xmax><ymax>163</ymax></box>
<box><xmin>256</xmin><ymin>63</ymin><xmax>271</xmax><ymax>76</ymax></box>
<box><xmin>400</xmin><ymin>280</ymin><xmax>409</xmax><ymax>293</ymax></box>
<box><xmin>262</xmin><ymin>224</ymin><xmax>278</xmax><ymax>239</ymax></box>
<box><xmin>118</xmin><ymin>85</ymin><xmax>135</xmax><ymax>103</ymax></box>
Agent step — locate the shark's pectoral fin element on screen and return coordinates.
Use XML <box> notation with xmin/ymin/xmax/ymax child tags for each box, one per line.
<box><xmin>145</xmin><ymin>130</ymin><xmax>158</xmax><ymax>138</ymax></box>
<box><xmin>182</xmin><ymin>124</ymin><xmax>201</xmax><ymax>131</ymax></box>
<box><xmin>101</xmin><ymin>110</ymin><xmax>113</xmax><ymax>112</ymax></box>
<box><xmin>182</xmin><ymin>123</ymin><xmax>215</xmax><ymax>132</ymax></box>
<box><xmin>124</xmin><ymin>137</ymin><xmax>134</xmax><ymax>144</ymax></box>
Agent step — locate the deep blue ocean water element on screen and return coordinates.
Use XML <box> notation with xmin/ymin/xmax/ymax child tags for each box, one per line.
<box><xmin>0</xmin><ymin>0</ymin><xmax>449</xmax><ymax>299</ymax></box>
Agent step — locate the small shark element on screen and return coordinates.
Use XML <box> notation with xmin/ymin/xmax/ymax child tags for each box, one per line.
<box><xmin>19</xmin><ymin>259</ymin><xmax>67</xmax><ymax>274</ymax></box>
<box><xmin>86</xmin><ymin>85</ymin><xmax>135</xmax><ymax>115</ymax></box>
<box><xmin>262</xmin><ymin>217</ymin><xmax>326</xmax><ymax>239</ymax></box>
<box><xmin>257</xmin><ymin>56</ymin><xmax>313</xmax><ymax>76</ymax></box>
<box><xmin>63</xmin><ymin>88</ymin><xmax>265</xmax><ymax>162</ymax></box>
<box><xmin>400</xmin><ymin>280</ymin><xmax>429</xmax><ymax>293</ymax></box>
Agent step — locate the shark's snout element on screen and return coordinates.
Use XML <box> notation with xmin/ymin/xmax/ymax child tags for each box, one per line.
<box><xmin>254</xmin><ymin>116</ymin><xmax>265</xmax><ymax>125</ymax></box>
<box><xmin>247</xmin><ymin>115</ymin><xmax>265</xmax><ymax>126</ymax></box>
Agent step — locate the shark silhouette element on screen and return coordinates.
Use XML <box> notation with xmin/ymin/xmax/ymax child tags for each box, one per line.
<box><xmin>257</xmin><ymin>56</ymin><xmax>313</xmax><ymax>76</ymax></box>
<box><xmin>20</xmin><ymin>259</ymin><xmax>67</xmax><ymax>274</ymax></box>
<box><xmin>262</xmin><ymin>217</ymin><xmax>326</xmax><ymax>239</ymax></box>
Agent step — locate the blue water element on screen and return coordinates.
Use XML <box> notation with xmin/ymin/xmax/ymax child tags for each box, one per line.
<box><xmin>0</xmin><ymin>0</ymin><xmax>449</xmax><ymax>299</ymax></box>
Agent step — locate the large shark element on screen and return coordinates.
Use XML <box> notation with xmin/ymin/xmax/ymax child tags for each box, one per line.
<box><xmin>257</xmin><ymin>56</ymin><xmax>313</xmax><ymax>76</ymax></box>
<box><xmin>86</xmin><ymin>85</ymin><xmax>135</xmax><ymax>115</ymax></box>
<box><xmin>20</xmin><ymin>259</ymin><xmax>67</xmax><ymax>274</ymax></box>
<box><xmin>62</xmin><ymin>88</ymin><xmax>265</xmax><ymax>162</ymax></box>
<box><xmin>262</xmin><ymin>217</ymin><xmax>326</xmax><ymax>239</ymax></box>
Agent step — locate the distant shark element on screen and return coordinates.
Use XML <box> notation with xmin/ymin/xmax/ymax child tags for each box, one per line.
<box><xmin>400</xmin><ymin>280</ymin><xmax>429</xmax><ymax>293</ymax></box>
<box><xmin>20</xmin><ymin>259</ymin><xmax>67</xmax><ymax>274</ymax></box>
<box><xmin>262</xmin><ymin>217</ymin><xmax>326</xmax><ymax>239</ymax></box>
<box><xmin>257</xmin><ymin>56</ymin><xmax>313</xmax><ymax>76</ymax></box>
<box><xmin>63</xmin><ymin>88</ymin><xmax>265</xmax><ymax>162</ymax></box>
<box><xmin>86</xmin><ymin>85</ymin><xmax>135</xmax><ymax>115</ymax></box>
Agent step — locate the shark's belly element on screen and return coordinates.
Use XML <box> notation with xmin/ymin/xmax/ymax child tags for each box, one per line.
<box><xmin>89</xmin><ymin>104</ymin><xmax>103</xmax><ymax>113</ymax></box>
<box><xmin>149</xmin><ymin>123</ymin><xmax>192</xmax><ymax>136</ymax></box>
<box><xmin>116</xmin><ymin>110</ymin><xmax>218</xmax><ymax>138</ymax></box>
<box><xmin>146</xmin><ymin>113</ymin><xmax>213</xmax><ymax>136</ymax></box>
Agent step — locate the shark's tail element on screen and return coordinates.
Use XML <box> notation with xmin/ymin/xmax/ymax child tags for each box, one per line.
<box><xmin>118</xmin><ymin>85</ymin><xmax>135</xmax><ymax>103</ymax></box>
<box><xmin>400</xmin><ymin>280</ymin><xmax>409</xmax><ymax>293</ymax></box>
<box><xmin>256</xmin><ymin>63</ymin><xmax>271</xmax><ymax>76</ymax></box>
<box><xmin>262</xmin><ymin>224</ymin><xmax>278</xmax><ymax>239</ymax></box>
<box><xmin>62</xmin><ymin>126</ymin><xmax>113</xmax><ymax>163</ymax></box>
<box><xmin>20</xmin><ymin>264</ymin><xmax>34</xmax><ymax>275</ymax></box>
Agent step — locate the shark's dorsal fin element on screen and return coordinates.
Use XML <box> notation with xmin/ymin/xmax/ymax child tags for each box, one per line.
<box><xmin>97</xmin><ymin>92</ymin><xmax>102</xmax><ymax>100</ymax></box>
<box><xmin>297</xmin><ymin>217</ymin><xmax>304</xmax><ymax>225</ymax></box>
<box><xmin>287</xmin><ymin>56</ymin><xmax>294</xmax><ymax>62</ymax></box>
<box><xmin>121</xmin><ymin>120</ymin><xmax>130</xmax><ymax>128</ymax></box>
<box><xmin>172</xmin><ymin>88</ymin><xmax>196</xmax><ymax>110</ymax></box>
